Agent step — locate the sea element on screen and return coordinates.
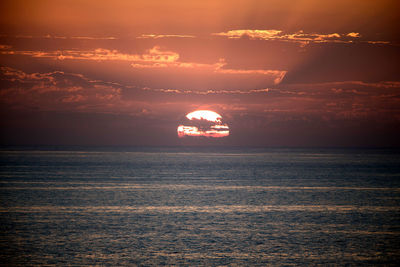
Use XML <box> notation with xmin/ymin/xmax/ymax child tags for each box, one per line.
<box><xmin>0</xmin><ymin>147</ymin><xmax>399</xmax><ymax>266</ymax></box>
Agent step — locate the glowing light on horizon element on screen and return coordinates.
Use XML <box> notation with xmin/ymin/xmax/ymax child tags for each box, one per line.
<box><xmin>177</xmin><ymin>110</ymin><xmax>229</xmax><ymax>138</ymax></box>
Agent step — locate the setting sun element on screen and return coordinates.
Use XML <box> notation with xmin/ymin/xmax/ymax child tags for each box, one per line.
<box><xmin>178</xmin><ymin>110</ymin><xmax>229</xmax><ymax>138</ymax></box>
<box><xmin>186</xmin><ymin>110</ymin><xmax>222</xmax><ymax>123</ymax></box>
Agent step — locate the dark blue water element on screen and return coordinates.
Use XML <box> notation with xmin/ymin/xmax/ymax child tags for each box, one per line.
<box><xmin>1</xmin><ymin>147</ymin><xmax>399</xmax><ymax>265</ymax></box>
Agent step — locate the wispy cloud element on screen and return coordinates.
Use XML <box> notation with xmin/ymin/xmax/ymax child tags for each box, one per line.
<box><xmin>10</xmin><ymin>34</ymin><xmax>117</xmax><ymax>40</ymax></box>
<box><xmin>130</xmin><ymin>47</ymin><xmax>286</xmax><ymax>84</ymax></box>
<box><xmin>346</xmin><ymin>32</ymin><xmax>360</xmax><ymax>38</ymax></box>
<box><xmin>1</xmin><ymin>45</ymin><xmax>287</xmax><ymax>85</ymax></box>
<box><xmin>70</xmin><ymin>36</ymin><xmax>117</xmax><ymax>40</ymax></box>
<box><xmin>144</xmin><ymin>87</ymin><xmax>270</xmax><ymax>95</ymax></box>
<box><xmin>0</xmin><ymin>66</ymin><xmax>124</xmax><ymax>111</ymax></box>
<box><xmin>289</xmin><ymin>80</ymin><xmax>400</xmax><ymax>89</ymax></box>
<box><xmin>10</xmin><ymin>33</ymin><xmax>195</xmax><ymax>40</ymax></box>
<box><xmin>137</xmin><ymin>34</ymin><xmax>195</xmax><ymax>39</ymax></box>
<box><xmin>213</xmin><ymin>30</ymin><xmax>283</xmax><ymax>40</ymax></box>
<box><xmin>0</xmin><ymin>44</ymin><xmax>12</xmax><ymax>49</ymax></box>
<box><xmin>211</xmin><ymin>29</ymin><xmax>392</xmax><ymax>46</ymax></box>
<box><xmin>217</xmin><ymin>69</ymin><xmax>286</xmax><ymax>84</ymax></box>
<box><xmin>0</xmin><ymin>46</ymin><xmax>179</xmax><ymax>62</ymax></box>
<box><xmin>366</xmin><ymin>41</ymin><xmax>391</xmax><ymax>45</ymax></box>
<box><xmin>144</xmin><ymin>80</ymin><xmax>400</xmax><ymax>99</ymax></box>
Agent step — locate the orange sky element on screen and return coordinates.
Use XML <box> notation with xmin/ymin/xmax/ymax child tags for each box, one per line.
<box><xmin>0</xmin><ymin>0</ymin><xmax>399</xmax><ymax>146</ymax></box>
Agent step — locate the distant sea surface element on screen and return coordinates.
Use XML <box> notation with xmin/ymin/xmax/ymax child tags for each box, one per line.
<box><xmin>1</xmin><ymin>147</ymin><xmax>399</xmax><ymax>266</ymax></box>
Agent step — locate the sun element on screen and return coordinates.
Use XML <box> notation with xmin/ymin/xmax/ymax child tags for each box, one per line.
<box><xmin>186</xmin><ymin>110</ymin><xmax>222</xmax><ymax>123</ymax></box>
<box><xmin>177</xmin><ymin>110</ymin><xmax>229</xmax><ymax>138</ymax></box>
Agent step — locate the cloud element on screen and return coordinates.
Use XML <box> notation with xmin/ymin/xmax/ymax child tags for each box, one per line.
<box><xmin>211</xmin><ymin>29</ymin><xmax>391</xmax><ymax>46</ymax></box>
<box><xmin>130</xmin><ymin>47</ymin><xmax>287</xmax><ymax>84</ymax></box>
<box><xmin>0</xmin><ymin>44</ymin><xmax>12</xmax><ymax>49</ymax></box>
<box><xmin>1</xmin><ymin>45</ymin><xmax>287</xmax><ymax>85</ymax></box>
<box><xmin>9</xmin><ymin>34</ymin><xmax>117</xmax><ymax>40</ymax></box>
<box><xmin>61</xmin><ymin>94</ymin><xmax>87</xmax><ymax>103</ymax></box>
<box><xmin>346</xmin><ymin>32</ymin><xmax>361</xmax><ymax>38</ymax></box>
<box><xmin>144</xmin><ymin>87</ymin><xmax>270</xmax><ymax>95</ymax></box>
<box><xmin>143</xmin><ymin>80</ymin><xmax>400</xmax><ymax>102</ymax></box>
<box><xmin>366</xmin><ymin>41</ymin><xmax>391</xmax><ymax>45</ymax></box>
<box><xmin>217</xmin><ymin>69</ymin><xmax>286</xmax><ymax>84</ymax></box>
<box><xmin>0</xmin><ymin>66</ymin><xmax>125</xmax><ymax>112</ymax></box>
<box><xmin>0</xmin><ymin>46</ymin><xmax>179</xmax><ymax>62</ymax></box>
<box><xmin>192</xmin><ymin>80</ymin><xmax>399</xmax><ymax>122</ymax></box>
<box><xmin>70</xmin><ymin>36</ymin><xmax>117</xmax><ymax>40</ymax></box>
<box><xmin>291</xmin><ymin>80</ymin><xmax>400</xmax><ymax>89</ymax></box>
<box><xmin>137</xmin><ymin>34</ymin><xmax>195</xmax><ymax>39</ymax></box>
<box><xmin>213</xmin><ymin>30</ymin><xmax>283</xmax><ymax>40</ymax></box>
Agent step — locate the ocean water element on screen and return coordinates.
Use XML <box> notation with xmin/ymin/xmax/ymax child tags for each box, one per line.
<box><xmin>0</xmin><ymin>147</ymin><xmax>399</xmax><ymax>266</ymax></box>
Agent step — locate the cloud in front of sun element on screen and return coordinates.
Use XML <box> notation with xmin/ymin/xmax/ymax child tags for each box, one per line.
<box><xmin>177</xmin><ymin>110</ymin><xmax>229</xmax><ymax>138</ymax></box>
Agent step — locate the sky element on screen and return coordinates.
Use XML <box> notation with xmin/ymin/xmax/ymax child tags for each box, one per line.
<box><xmin>0</xmin><ymin>0</ymin><xmax>399</xmax><ymax>147</ymax></box>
